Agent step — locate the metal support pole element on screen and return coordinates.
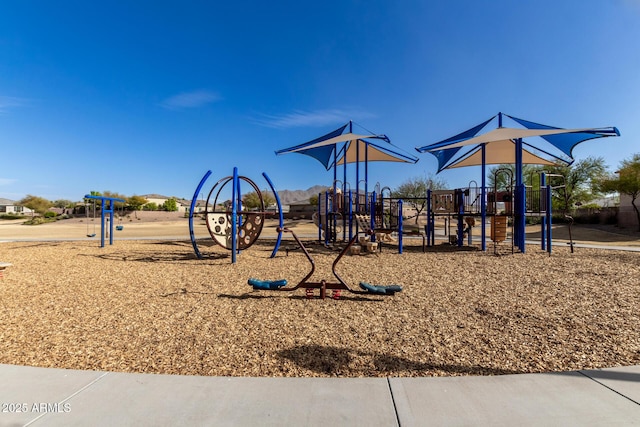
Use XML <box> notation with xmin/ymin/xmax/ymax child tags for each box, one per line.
<box><xmin>231</xmin><ymin>167</ymin><xmax>238</xmax><ymax>264</ymax></box>
<box><xmin>481</xmin><ymin>144</ymin><xmax>487</xmax><ymax>251</ymax></box>
<box><xmin>398</xmin><ymin>200</ymin><xmax>404</xmax><ymax>254</ymax></box>
<box><xmin>546</xmin><ymin>184</ymin><xmax>553</xmax><ymax>255</ymax></box>
<box><xmin>426</xmin><ymin>189</ymin><xmax>432</xmax><ymax>247</ymax></box>
<box><xmin>540</xmin><ymin>173</ymin><xmax>547</xmax><ymax>251</ymax></box>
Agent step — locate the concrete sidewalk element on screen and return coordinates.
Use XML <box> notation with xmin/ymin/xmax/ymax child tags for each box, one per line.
<box><xmin>1</xmin><ymin>364</ymin><xmax>639</xmax><ymax>426</ymax></box>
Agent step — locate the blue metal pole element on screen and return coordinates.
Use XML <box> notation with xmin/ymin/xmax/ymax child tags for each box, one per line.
<box><xmin>109</xmin><ymin>202</ymin><xmax>114</xmax><ymax>246</ymax></box>
<box><xmin>262</xmin><ymin>172</ymin><xmax>283</xmax><ymax>258</ymax></box>
<box><xmin>457</xmin><ymin>190</ymin><xmax>464</xmax><ymax>247</ymax></box>
<box><xmin>547</xmin><ymin>184</ymin><xmax>553</xmax><ymax>255</ymax></box>
<box><xmin>231</xmin><ymin>167</ymin><xmax>238</xmax><ymax>264</ymax></box>
<box><xmin>317</xmin><ymin>194</ymin><xmax>322</xmax><ymax>242</ymax></box>
<box><xmin>365</xmin><ymin>142</ymin><xmax>369</xmax><ymax>212</ymax></box>
<box><xmin>540</xmin><ymin>173</ymin><xmax>547</xmax><ymax>251</ymax></box>
<box><xmin>348</xmin><ymin>190</ymin><xmax>353</xmax><ymax>241</ymax></box>
<box><xmin>356</xmin><ymin>136</ymin><xmax>360</xmax><ymax>215</ymax></box>
<box><xmin>520</xmin><ymin>184</ymin><xmax>526</xmax><ymax>252</ymax></box>
<box><xmin>100</xmin><ymin>202</ymin><xmax>106</xmax><ymax>248</ymax></box>
<box><xmin>324</xmin><ymin>191</ymin><xmax>329</xmax><ymax>245</ymax></box>
<box><xmin>481</xmin><ymin>144</ymin><xmax>487</xmax><ymax>251</ymax></box>
<box><xmin>426</xmin><ymin>189</ymin><xmax>432</xmax><ymax>247</ymax></box>
<box><xmin>398</xmin><ymin>200</ymin><xmax>404</xmax><ymax>254</ymax></box>
<box><xmin>515</xmin><ymin>137</ymin><xmax>525</xmax><ymax>253</ymax></box>
<box><xmin>370</xmin><ymin>191</ymin><xmax>376</xmax><ymax>243</ymax></box>
<box><xmin>189</xmin><ymin>170</ymin><xmax>212</xmax><ymax>259</ymax></box>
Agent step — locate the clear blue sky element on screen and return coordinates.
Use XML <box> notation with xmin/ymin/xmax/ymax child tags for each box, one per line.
<box><xmin>2</xmin><ymin>0</ymin><xmax>639</xmax><ymax>202</ymax></box>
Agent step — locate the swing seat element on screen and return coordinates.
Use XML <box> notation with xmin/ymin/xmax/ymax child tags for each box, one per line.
<box><xmin>86</xmin><ymin>233</ymin><xmax>96</xmax><ymax>238</ymax></box>
<box><xmin>359</xmin><ymin>282</ymin><xmax>403</xmax><ymax>295</ymax></box>
<box><xmin>116</xmin><ymin>225</ymin><xmax>124</xmax><ymax>231</ymax></box>
<box><xmin>248</xmin><ymin>278</ymin><xmax>287</xmax><ymax>290</ymax></box>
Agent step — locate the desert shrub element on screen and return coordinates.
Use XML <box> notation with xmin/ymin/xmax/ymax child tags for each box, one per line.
<box><xmin>0</xmin><ymin>214</ymin><xmax>24</xmax><ymax>220</ymax></box>
<box><xmin>44</xmin><ymin>211</ymin><xmax>57</xmax><ymax>218</ymax></box>
<box><xmin>24</xmin><ymin>216</ymin><xmax>46</xmax><ymax>225</ymax></box>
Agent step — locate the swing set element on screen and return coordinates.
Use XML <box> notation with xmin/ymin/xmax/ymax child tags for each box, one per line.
<box><xmin>85</xmin><ymin>200</ymin><xmax>97</xmax><ymax>238</ymax></box>
<box><xmin>84</xmin><ymin>194</ymin><xmax>126</xmax><ymax>247</ymax></box>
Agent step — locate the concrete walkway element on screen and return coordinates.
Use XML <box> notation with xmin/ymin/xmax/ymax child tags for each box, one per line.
<box><xmin>2</xmin><ymin>364</ymin><xmax>639</xmax><ymax>426</ymax></box>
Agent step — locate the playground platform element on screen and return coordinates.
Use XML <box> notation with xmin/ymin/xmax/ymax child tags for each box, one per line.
<box><xmin>2</xmin><ymin>363</ymin><xmax>639</xmax><ymax>426</ymax></box>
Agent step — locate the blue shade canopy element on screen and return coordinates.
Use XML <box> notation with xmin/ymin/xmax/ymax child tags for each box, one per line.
<box><xmin>276</xmin><ymin>122</ymin><xmax>417</xmax><ymax>170</ymax></box>
<box><xmin>274</xmin><ymin>123</ymin><xmax>349</xmax><ymax>170</ymax></box>
<box><xmin>416</xmin><ymin>113</ymin><xmax>620</xmax><ymax>172</ymax></box>
<box><xmin>506</xmin><ymin>114</ymin><xmax>620</xmax><ymax>160</ymax></box>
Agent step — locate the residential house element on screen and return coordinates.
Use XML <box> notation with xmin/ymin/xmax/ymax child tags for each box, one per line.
<box><xmin>140</xmin><ymin>194</ymin><xmax>201</xmax><ymax>213</ymax></box>
<box><xmin>0</xmin><ymin>198</ymin><xmax>34</xmax><ymax>215</ymax></box>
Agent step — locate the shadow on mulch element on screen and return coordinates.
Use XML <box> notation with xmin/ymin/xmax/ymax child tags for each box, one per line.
<box><xmin>277</xmin><ymin>344</ymin><xmax>522</xmax><ymax>376</ymax></box>
<box><xmin>79</xmin><ymin>252</ymin><xmax>227</xmax><ymax>263</ymax></box>
<box><xmin>219</xmin><ymin>292</ymin><xmax>385</xmax><ymax>302</ymax></box>
<box><xmin>7</xmin><ymin>242</ymin><xmax>63</xmax><ymax>249</ymax></box>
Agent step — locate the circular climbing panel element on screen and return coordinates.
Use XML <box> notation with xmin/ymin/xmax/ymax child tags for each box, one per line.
<box><xmin>204</xmin><ymin>175</ymin><xmax>265</xmax><ymax>250</ymax></box>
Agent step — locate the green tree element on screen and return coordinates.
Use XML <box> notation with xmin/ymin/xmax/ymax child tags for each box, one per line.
<box><xmin>242</xmin><ymin>191</ymin><xmax>275</xmax><ymax>210</ymax></box>
<box><xmin>162</xmin><ymin>198</ymin><xmax>178</xmax><ymax>212</ymax></box>
<box><xmin>144</xmin><ymin>202</ymin><xmax>158</xmax><ymax>211</ymax></box>
<box><xmin>542</xmin><ymin>157</ymin><xmax>608</xmax><ymax>212</ymax></box>
<box><xmin>19</xmin><ymin>195</ymin><xmax>52</xmax><ymax>217</ymax></box>
<box><xmin>53</xmin><ymin>199</ymin><xmax>73</xmax><ymax>209</ymax></box>
<box><xmin>87</xmin><ymin>190</ymin><xmax>102</xmax><ymax>207</ymax></box>
<box><xmin>102</xmin><ymin>191</ymin><xmax>127</xmax><ymax>209</ymax></box>
<box><xmin>488</xmin><ymin>164</ymin><xmax>539</xmax><ymax>190</ymax></box>
<box><xmin>127</xmin><ymin>195</ymin><xmax>148</xmax><ymax>218</ymax></box>
<box><xmin>127</xmin><ymin>195</ymin><xmax>148</xmax><ymax>211</ymax></box>
<box><xmin>597</xmin><ymin>153</ymin><xmax>640</xmax><ymax>231</ymax></box>
<box><xmin>488</xmin><ymin>157</ymin><xmax>608</xmax><ymax>212</ymax></box>
<box><xmin>392</xmin><ymin>174</ymin><xmax>448</xmax><ymax>223</ymax></box>
<box><xmin>309</xmin><ymin>194</ymin><xmax>319</xmax><ymax>206</ymax></box>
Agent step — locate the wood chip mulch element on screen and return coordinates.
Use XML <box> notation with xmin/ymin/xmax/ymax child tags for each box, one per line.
<box><xmin>1</xmin><ymin>239</ymin><xmax>638</xmax><ymax>377</ymax></box>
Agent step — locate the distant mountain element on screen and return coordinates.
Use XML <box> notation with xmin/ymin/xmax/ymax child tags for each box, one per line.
<box><xmin>277</xmin><ymin>185</ymin><xmax>326</xmax><ymax>205</ymax></box>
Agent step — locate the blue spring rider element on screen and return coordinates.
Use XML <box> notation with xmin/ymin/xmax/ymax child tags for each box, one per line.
<box><xmin>247</xmin><ymin>226</ymin><xmax>403</xmax><ymax>299</ymax></box>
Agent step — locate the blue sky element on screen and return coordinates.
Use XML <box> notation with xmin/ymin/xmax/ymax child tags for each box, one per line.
<box><xmin>2</xmin><ymin>0</ymin><xmax>639</xmax><ymax>202</ymax></box>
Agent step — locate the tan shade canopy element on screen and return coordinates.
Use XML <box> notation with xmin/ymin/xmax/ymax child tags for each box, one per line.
<box><xmin>445</xmin><ymin>139</ymin><xmax>557</xmax><ymax>169</ymax></box>
<box><xmin>284</xmin><ymin>132</ymin><xmax>377</xmax><ymax>153</ymax></box>
<box><xmin>336</xmin><ymin>139</ymin><xmax>418</xmax><ymax>165</ymax></box>
<box><xmin>437</xmin><ymin>126</ymin><xmax>600</xmax><ymax>150</ymax></box>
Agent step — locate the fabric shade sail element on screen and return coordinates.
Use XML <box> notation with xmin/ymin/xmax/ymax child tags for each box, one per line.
<box><xmin>416</xmin><ymin>113</ymin><xmax>620</xmax><ymax>172</ymax></box>
<box><xmin>443</xmin><ymin>139</ymin><xmax>557</xmax><ymax>169</ymax></box>
<box><xmin>276</xmin><ymin>121</ymin><xmax>418</xmax><ymax>175</ymax></box>
<box><xmin>335</xmin><ymin>138</ymin><xmax>418</xmax><ymax>166</ymax></box>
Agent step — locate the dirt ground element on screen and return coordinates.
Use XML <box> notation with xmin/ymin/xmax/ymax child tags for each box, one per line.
<box><xmin>1</xmin><ymin>214</ymin><xmax>639</xmax><ymax>378</ymax></box>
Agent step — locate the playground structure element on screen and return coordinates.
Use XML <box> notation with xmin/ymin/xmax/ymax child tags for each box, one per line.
<box><xmin>189</xmin><ymin>168</ymin><xmax>284</xmax><ymax>263</ymax></box>
<box><xmin>423</xmin><ymin>169</ymin><xmax>573</xmax><ymax>254</ymax></box>
<box><xmin>415</xmin><ymin>112</ymin><xmax>619</xmax><ymax>254</ymax></box>
<box><xmin>84</xmin><ymin>194</ymin><xmax>126</xmax><ymax>247</ymax></box>
<box><xmin>314</xmin><ymin>182</ymin><xmax>426</xmax><ymax>254</ymax></box>
<box><xmin>309</xmin><ymin>168</ymin><xmax>573</xmax><ymax>255</ymax></box>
